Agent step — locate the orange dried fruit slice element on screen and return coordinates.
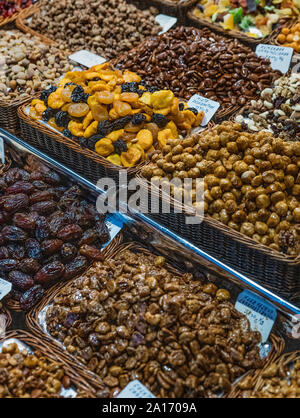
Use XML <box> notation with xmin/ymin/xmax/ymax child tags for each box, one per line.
<box><xmin>91</xmin><ymin>104</ymin><xmax>109</xmax><ymax>122</ymax></box>
<box><xmin>113</xmin><ymin>100</ymin><xmax>132</xmax><ymax>117</ymax></box>
<box><xmin>61</xmin><ymin>85</ymin><xmax>76</xmax><ymax>103</ymax></box>
<box><xmin>68</xmin><ymin>103</ymin><xmax>89</xmax><ymax>118</ymax></box>
<box><xmin>95</xmin><ymin>138</ymin><xmax>114</xmax><ymax>156</ymax></box>
<box><xmin>120</xmin><ymin>92</ymin><xmax>139</xmax><ymax>103</ymax></box>
<box><xmin>136</xmin><ymin>129</ymin><xmax>153</xmax><ymax>150</ymax></box>
<box><xmin>96</xmin><ymin>91</ymin><xmax>114</xmax><ymax>105</ymax></box>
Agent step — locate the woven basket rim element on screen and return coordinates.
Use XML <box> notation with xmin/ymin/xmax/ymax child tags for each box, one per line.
<box><xmin>1</xmin><ymin>305</ymin><xmax>12</xmax><ymax>329</ymax></box>
<box><xmin>187</xmin><ymin>9</ymin><xmax>292</xmax><ymax>45</ymax></box>
<box><xmin>26</xmin><ymin>241</ymin><xmax>285</xmax><ymax>398</ymax></box>
<box><xmin>0</xmin><ymin>329</ymin><xmax>100</xmax><ymax>397</ymax></box>
<box><xmin>0</xmin><ymin>3</ymin><xmax>36</xmax><ymax>28</ymax></box>
<box><xmin>135</xmin><ymin>172</ymin><xmax>300</xmax><ymax>264</ymax></box>
<box><xmin>227</xmin><ymin>333</ymin><xmax>286</xmax><ymax>397</ymax></box>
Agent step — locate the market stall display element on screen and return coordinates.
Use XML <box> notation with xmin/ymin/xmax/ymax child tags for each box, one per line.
<box><xmin>0</xmin><ymin>146</ymin><xmax>121</xmax><ymax>312</ymax></box>
<box><xmin>114</xmin><ymin>26</ymin><xmax>282</xmax><ymax>117</ymax></box>
<box><xmin>0</xmin><ymin>30</ymin><xmax>73</xmax><ymax>132</ymax></box>
<box><xmin>17</xmin><ymin>0</ymin><xmax>162</xmax><ymax>60</ymax></box>
<box><xmin>189</xmin><ymin>0</ymin><xmax>300</xmax><ymax>43</ymax></box>
<box><xmin>234</xmin><ymin>73</ymin><xmax>300</xmax><ymax>142</ymax></box>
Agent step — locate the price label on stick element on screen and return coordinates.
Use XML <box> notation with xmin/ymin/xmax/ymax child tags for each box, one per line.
<box><xmin>235</xmin><ymin>290</ymin><xmax>277</xmax><ymax>343</ymax></box>
<box><xmin>0</xmin><ymin>278</ymin><xmax>12</xmax><ymax>301</ymax></box>
<box><xmin>155</xmin><ymin>14</ymin><xmax>177</xmax><ymax>35</ymax></box>
<box><xmin>117</xmin><ymin>380</ymin><xmax>155</xmax><ymax>398</ymax></box>
<box><xmin>187</xmin><ymin>95</ymin><xmax>220</xmax><ymax>126</ymax></box>
<box><xmin>255</xmin><ymin>44</ymin><xmax>293</xmax><ymax>74</ymax></box>
<box><xmin>69</xmin><ymin>50</ymin><xmax>106</xmax><ymax>68</ymax></box>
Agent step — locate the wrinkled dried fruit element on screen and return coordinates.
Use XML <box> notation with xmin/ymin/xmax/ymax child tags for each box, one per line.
<box><xmin>5</xmin><ymin>168</ymin><xmax>30</xmax><ymax>184</ymax></box>
<box><xmin>57</xmin><ymin>224</ymin><xmax>83</xmax><ymax>241</ymax></box>
<box><xmin>25</xmin><ymin>239</ymin><xmax>42</xmax><ymax>260</ymax></box>
<box><xmin>0</xmin><ymin>247</ymin><xmax>9</xmax><ymax>259</ymax></box>
<box><xmin>35</xmin><ymin>217</ymin><xmax>50</xmax><ymax>242</ymax></box>
<box><xmin>2</xmin><ymin>226</ymin><xmax>27</xmax><ymax>242</ymax></box>
<box><xmin>95</xmin><ymin>221</ymin><xmax>110</xmax><ymax>244</ymax></box>
<box><xmin>44</xmin><ymin>171</ymin><xmax>61</xmax><ymax>186</ymax></box>
<box><xmin>18</xmin><ymin>258</ymin><xmax>41</xmax><ymax>275</ymax></box>
<box><xmin>0</xmin><ymin>259</ymin><xmax>18</xmax><ymax>272</ymax></box>
<box><xmin>80</xmin><ymin>228</ymin><xmax>99</xmax><ymax>245</ymax></box>
<box><xmin>41</xmin><ymin>239</ymin><xmax>63</xmax><ymax>255</ymax></box>
<box><xmin>63</xmin><ymin>256</ymin><xmax>88</xmax><ymax>280</ymax></box>
<box><xmin>30</xmin><ymin>190</ymin><xmax>55</xmax><ymax>204</ymax></box>
<box><xmin>34</xmin><ymin>261</ymin><xmax>65</xmax><ymax>285</ymax></box>
<box><xmin>30</xmin><ymin>200</ymin><xmax>57</xmax><ymax>215</ymax></box>
<box><xmin>6</xmin><ymin>181</ymin><xmax>35</xmax><ymax>195</ymax></box>
<box><xmin>8</xmin><ymin>270</ymin><xmax>34</xmax><ymax>291</ymax></box>
<box><xmin>3</xmin><ymin>193</ymin><xmax>29</xmax><ymax>213</ymax></box>
<box><xmin>20</xmin><ymin>285</ymin><xmax>45</xmax><ymax>312</ymax></box>
<box><xmin>13</xmin><ymin>212</ymin><xmax>37</xmax><ymax>231</ymax></box>
<box><xmin>79</xmin><ymin>245</ymin><xmax>104</xmax><ymax>260</ymax></box>
<box><xmin>60</xmin><ymin>243</ymin><xmax>77</xmax><ymax>262</ymax></box>
<box><xmin>7</xmin><ymin>243</ymin><xmax>26</xmax><ymax>260</ymax></box>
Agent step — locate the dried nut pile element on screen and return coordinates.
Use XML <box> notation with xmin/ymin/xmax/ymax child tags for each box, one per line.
<box><xmin>141</xmin><ymin>122</ymin><xmax>300</xmax><ymax>256</ymax></box>
<box><xmin>114</xmin><ymin>26</ymin><xmax>281</xmax><ymax>109</ymax></box>
<box><xmin>0</xmin><ymin>152</ymin><xmax>110</xmax><ymax>311</ymax></box>
<box><xmin>0</xmin><ymin>342</ymin><xmax>76</xmax><ymax>398</ymax></box>
<box><xmin>235</xmin><ymin>74</ymin><xmax>300</xmax><ymax>142</ymax></box>
<box><xmin>29</xmin><ymin>64</ymin><xmax>204</xmax><ymax>168</ymax></box>
<box><xmin>238</xmin><ymin>357</ymin><xmax>300</xmax><ymax>398</ymax></box>
<box><xmin>0</xmin><ymin>31</ymin><xmax>73</xmax><ymax>102</ymax></box>
<box><xmin>28</xmin><ymin>0</ymin><xmax>161</xmax><ymax>61</ymax></box>
<box><xmin>46</xmin><ymin>249</ymin><xmax>262</xmax><ymax>398</ymax></box>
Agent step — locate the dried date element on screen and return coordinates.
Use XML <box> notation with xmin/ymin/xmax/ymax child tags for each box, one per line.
<box><xmin>0</xmin><ymin>259</ymin><xmax>18</xmax><ymax>272</ymax></box>
<box><xmin>8</xmin><ymin>270</ymin><xmax>34</xmax><ymax>291</ymax></box>
<box><xmin>4</xmin><ymin>168</ymin><xmax>29</xmax><ymax>184</ymax></box>
<box><xmin>13</xmin><ymin>212</ymin><xmax>37</xmax><ymax>231</ymax></box>
<box><xmin>25</xmin><ymin>238</ymin><xmax>42</xmax><ymax>260</ymax></box>
<box><xmin>20</xmin><ymin>285</ymin><xmax>45</xmax><ymax>311</ymax></box>
<box><xmin>45</xmin><ymin>170</ymin><xmax>61</xmax><ymax>185</ymax></box>
<box><xmin>34</xmin><ymin>261</ymin><xmax>65</xmax><ymax>285</ymax></box>
<box><xmin>0</xmin><ymin>211</ymin><xmax>10</xmax><ymax>225</ymax></box>
<box><xmin>35</xmin><ymin>217</ymin><xmax>50</xmax><ymax>242</ymax></box>
<box><xmin>41</xmin><ymin>239</ymin><xmax>63</xmax><ymax>255</ymax></box>
<box><xmin>18</xmin><ymin>258</ymin><xmax>41</xmax><ymax>274</ymax></box>
<box><xmin>57</xmin><ymin>224</ymin><xmax>83</xmax><ymax>242</ymax></box>
<box><xmin>0</xmin><ymin>247</ymin><xmax>9</xmax><ymax>259</ymax></box>
<box><xmin>7</xmin><ymin>243</ymin><xmax>26</xmax><ymax>260</ymax></box>
<box><xmin>63</xmin><ymin>256</ymin><xmax>88</xmax><ymax>280</ymax></box>
<box><xmin>30</xmin><ymin>171</ymin><xmax>46</xmax><ymax>181</ymax></box>
<box><xmin>80</xmin><ymin>245</ymin><xmax>103</xmax><ymax>261</ymax></box>
<box><xmin>80</xmin><ymin>228</ymin><xmax>98</xmax><ymax>245</ymax></box>
<box><xmin>3</xmin><ymin>193</ymin><xmax>29</xmax><ymax>213</ymax></box>
<box><xmin>95</xmin><ymin>221</ymin><xmax>110</xmax><ymax>244</ymax></box>
<box><xmin>0</xmin><ymin>178</ymin><xmax>7</xmax><ymax>192</ymax></box>
<box><xmin>31</xmin><ymin>180</ymin><xmax>48</xmax><ymax>190</ymax></box>
<box><xmin>60</xmin><ymin>243</ymin><xmax>77</xmax><ymax>262</ymax></box>
<box><xmin>2</xmin><ymin>226</ymin><xmax>27</xmax><ymax>242</ymax></box>
<box><xmin>30</xmin><ymin>190</ymin><xmax>55</xmax><ymax>204</ymax></box>
<box><xmin>30</xmin><ymin>200</ymin><xmax>57</xmax><ymax>215</ymax></box>
<box><xmin>49</xmin><ymin>212</ymin><xmax>68</xmax><ymax>236</ymax></box>
<box><xmin>6</xmin><ymin>181</ymin><xmax>35</xmax><ymax>195</ymax></box>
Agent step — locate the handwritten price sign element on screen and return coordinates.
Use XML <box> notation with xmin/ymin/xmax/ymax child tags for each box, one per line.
<box><xmin>256</xmin><ymin>44</ymin><xmax>293</xmax><ymax>74</ymax></box>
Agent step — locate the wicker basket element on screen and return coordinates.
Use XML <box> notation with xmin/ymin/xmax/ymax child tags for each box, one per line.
<box><xmin>228</xmin><ymin>347</ymin><xmax>299</xmax><ymax>398</ymax></box>
<box><xmin>0</xmin><ymin>329</ymin><xmax>104</xmax><ymax>397</ymax></box>
<box><xmin>5</xmin><ymin>230</ymin><xmax>123</xmax><ymax>312</ymax></box>
<box><xmin>135</xmin><ymin>170</ymin><xmax>300</xmax><ymax>301</ymax></box>
<box><xmin>187</xmin><ymin>7</ymin><xmax>291</xmax><ymax>46</ymax></box>
<box><xmin>0</xmin><ymin>3</ymin><xmax>36</xmax><ymax>28</ymax></box>
<box><xmin>26</xmin><ymin>241</ymin><xmax>286</xmax><ymax>398</ymax></box>
<box><xmin>0</xmin><ymin>96</ymin><xmax>34</xmax><ymax>134</ymax></box>
<box><xmin>1</xmin><ymin>306</ymin><xmax>12</xmax><ymax>330</ymax></box>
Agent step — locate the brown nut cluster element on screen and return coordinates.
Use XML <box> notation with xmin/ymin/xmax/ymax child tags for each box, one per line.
<box><xmin>28</xmin><ymin>0</ymin><xmax>161</xmax><ymax>61</ymax></box>
<box><xmin>238</xmin><ymin>357</ymin><xmax>300</xmax><ymax>398</ymax></box>
<box><xmin>46</xmin><ymin>249</ymin><xmax>262</xmax><ymax>398</ymax></box>
<box><xmin>0</xmin><ymin>31</ymin><xmax>73</xmax><ymax>102</ymax></box>
<box><xmin>0</xmin><ymin>342</ymin><xmax>75</xmax><ymax>398</ymax></box>
<box><xmin>141</xmin><ymin>121</ymin><xmax>300</xmax><ymax>256</ymax></box>
<box><xmin>114</xmin><ymin>26</ymin><xmax>281</xmax><ymax>111</ymax></box>
<box><xmin>0</xmin><ymin>150</ymin><xmax>110</xmax><ymax>312</ymax></box>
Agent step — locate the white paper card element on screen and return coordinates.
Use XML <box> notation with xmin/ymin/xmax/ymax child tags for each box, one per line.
<box><xmin>117</xmin><ymin>380</ymin><xmax>155</xmax><ymax>398</ymax></box>
<box><xmin>187</xmin><ymin>94</ymin><xmax>220</xmax><ymax>126</ymax></box>
<box><xmin>155</xmin><ymin>14</ymin><xmax>177</xmax><ymax>35</ymax></box>
<box><xmin>0</xmin><ymin>136</ymin><xmax>4</xmax><ymax>165</ymax></box>
<box><xmin>255</xmin><ymin>44</ymin><xmax>293</xmax><ymax>74</ymax></box>
<box><xmin>69</xmin><ymin>50</ymin><xmax>106</xmax><ymax>68</ymax></box>
<box><xmin>0</xmin><ymin>278</ymin><xmax>12</xmax><ymax>301</ymax></box>
<box><xmin>235</xmin><ymin>290</ymin><xmax>277</xmax><ymax>343</ymax></box>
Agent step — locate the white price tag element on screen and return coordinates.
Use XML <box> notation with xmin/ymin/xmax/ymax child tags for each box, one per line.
<box><xmin>235</xmin><ymin>290</ymin><xmax>277</xmax><ymax>343</ymax></box>
<box><xmin>155</xmin><ymin>14</ymin><xmax>177</xmax><ymax>34</ymax></box>
<box><xmin>69</xmin><ymin>50</ymin><xmax>106</xmax><ymax>68</ymax></box>
<box><xmin>0</xmin><ymin>278</ymin><xmax>12</xmax><ymax>301</ymax></box>
<box><xmin>255</xmin><ymin>44</ymin><xmax>293</xmax><ymax>74</ymax></box>
<box><xmin>0</xmin><ymin>136</ymin><xmax>5</xmax><ymax>165</ymax></box>
<box><xmin>187</xmin><ymin>94</ymin><xmax>220</xmax><ymax>126</ymax></box>
<box><xmin>117</xmin><ymin>380</ymin><xmax>155</xmax><ymax>398</ymax></box>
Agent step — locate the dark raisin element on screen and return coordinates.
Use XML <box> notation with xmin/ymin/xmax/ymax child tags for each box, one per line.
<box><xmin>30</xmin><ymin>200</ymin><xmax>57</xmax><ymax>215</ymax></box>
<box><xmin>42</xmin><ymin>107</ymin><xmax>56</xmax><ymax>122</ymax></box>
<box><xmin>26</xmin><ymin>238</ymin><xmax>42</xmax><ymax>260</ymax></box>
<box><xmin>131</xmin><ymin>113</ymin><xmax>146</xmax><ymax>125</ymax></box>
<box><xmin>5</xmin><ymin>168</ymin><xmax>29</xmax><ymax>184</ymax></box>
<box><xmin>121</xmin><ymin>82</ymin><xmax>139</xmax><ymax>93</ymax></box>
<box><xmin>3</xmin><ymin>193</ymin><xmax>29</xmax><ymax>213</ymax></box>
<box><xmin>18</xmin><ymin>258</ymin><xmax>41</xmax><ymax>275</ymax></box>
<box><xmin>111</xmin><ymin>116</ymin><xmax>132</xmax><ymax>131</ymax></box>
<box><xmin>79</xmin><ymin>244</ymin><xmax>103</xmax><ymax>261</ymax></box>
<box><xmin>114</xmin><ymin>139</ymin><xmax>128</xmax><ymax>155</ymax></box>
<box><xmin>148</xmin><ymin>86</ymin><xmax>160</xmax><ymax>93</ymax></box>
<box><xmin>151</xmin><ymin>113</ymin><xmax>168</xmax><ymax>128</ymax></box>
<box><xmin>0</xmin><ymin>259</ymin><xmax>18</xmax><ymax>272</ymax></box>
<box><xmin>97</xmin><ymin>120</ymin><xmax>113</xmax><ymax>137</ymax></box>
<box><xmin>54</xmin><ymin>111</ymin><xmax>70</xmax><ymax>128</ymax></box>
<box><xmin>80</xmin><ymin>228</ymin><xmax>99</xmax><ymax>245</ymax></box>
<box><xmin>71</xmin><ymin>86</ymin><xmax>85</xmax><ymax>103</ymax></box>
<box><xmin>44</xmin><ymin>170</ymin><xmax>61</xmax><ymax>185</ymax></box>
<box><xmin>178</xmin><ymin>103</ymin><xmax>185</xmax><ymax>111</ymax></box>
<box><xmin>79</xmin><ymin>137</ymin><xmax>88</xmax><ymax>148</ymax></box>
<box><xmin>87</xmin><ymin>134</ymin><xmax>104</xmax><ymax>150</ymax></box>
<box><xmin>82</xmin><ymin>93</ymin><xmax>90</xmax><ymax>103</ymax></box>
<box><xmin>95</xmin><ymin>221</ymin><xmax>110</xmax><ymax>244</ymax></box>
<box><xmin>35</xmin><ymin>217</ymin><xmax>50</xmax><ymax>242</ymax></box>
<box><xmin>62</xmin><ymin>128</ymin><xmax>73</xmax><ymax>139</ymax></box>
<box><xmin>6</xmin><ymin>181</ymin><xmax>35</xmax><ymax>195</ymax></box>
<box><xmin>13</xmin><ymin>213</ymin><xmax>37</xmax><ymax>231</ymax></box>
<box><xmin>20</xmin><ymin>285</ymin><xmax>45</xmax><ymax>311</ymax></box>
<box><xmin>57</xmin><ymin>224</ymin><xmax>83</xmax><ymax>241</ymax></box>
<box><xmin>0</xmin><ymin>247</ymin><xmax>9</xmax><ymax>259</ymax></box>
<box><xmin>7</xmin><ymin>243</ymin><xmax>26</xmax><ymax>260</ymax></box>
<box><xmin>40</xmin><ymin>86</ymin><xmax>57</xmax><ymax>105</ymax></box>
<box><xmin>40</xmin><ymin>239</ymin><xmax>63</xmax><ymax>255</ymax></box>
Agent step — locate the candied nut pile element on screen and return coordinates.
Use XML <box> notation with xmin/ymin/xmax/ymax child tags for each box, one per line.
<box><xmin>46</xmin><ymin>249</ymin><xmax>262</xmax><ymax>398</ymax></box>
<box><xmin>28</xmin><ymin>0</ymin><xmax>161</xmax><ymax>60</ymax></box>
<box><xmin>0</xmin><ymin>30</ymin><xmax>73</xmax><ymax>102</ymax></box>
<box><xmin>141</xmin><ymin>122</ymin><xmax>300</xmax><ymax>255</ymax></box>
<box><xmin>236</xmin><ymin>74</ymin><xmax>300</xmax><ymax>142</ymax></box>
<box><xmin>0</xmin><ymin>151</ymin><xmax>110</xmax><ymax>311</ymax></box>
<box><xmin>114</xmin><ymin>26</ymin><xmax>281</xmax><ymax>110</ymax></box>
<box><xmin>0</xmin><ymin>342</ymin><xmax>76</xmax><ymax>398</ymax></box>
<box><xmin>29</xmin><ymin>64</ymin><xmax>204</xmax><ymax>168</ymax></box>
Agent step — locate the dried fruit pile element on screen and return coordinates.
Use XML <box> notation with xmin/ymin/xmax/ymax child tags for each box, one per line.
<box><xmin>141</xmin><ymin>121</ymin><xmax>300</xmax><ymax>256</ymax></box>
<box><xmin>46</xmin><ymin>249</ymin><xmax>262</xmax><ymax>398</ymax></box>
<box><xmin>0</xmin><ymin>152</ymin><xmax>110</xmax><ymax>311</ymax></box>
<box><xmin>277</xmin><ymin>16</ymin><xmax>300</xmax><ymax>52</ymax></box>
<box><xmin>0</xmin><ymin>30</ymin><xmax>73</xmax><ymax>102</ymax></box>
<box><xmin>29</xmin><ymin>64</ymin><xmax>204</xmax><ymax>168</ymax></box>
<box><xmin>27</xmin><ymin>0</ymin><xmax>161</xmax><ymax>60</ymax></box>
<box><xmin>0</xmin><ymin>341</ymin><xmax>84</xmax><ymax>398</ymax></box>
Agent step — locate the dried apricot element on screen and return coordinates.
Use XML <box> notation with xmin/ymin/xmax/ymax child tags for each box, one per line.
<box><xmin>95</xmin><ymin>138</ymin><xmax>114</xmax><ymax>157</ymax></box>
<box><xmin>120</xmin><ymin>144</ymin><xmax>143</xmax><ymax>167</ymax></box>
<box><xmin>113</xmin><ymin>101</ymin><xmax>132</xmax><ymax>117</ymax></box>
<box><xmin>157</xmin><ymin>129</ymin><xmax>174</xmax><ymax>149</ymax></box>
<box><xmin>29</xmin><ymin>107</ymin><xmax>39</xmax><ymax>120</ymax></box>
<box><xmin>91</xmin><ymin>104</ymin><xmax>109</xmax><ymax>122</ymax></box>
<box><xmin>136</xmin><ymin>129</ymin><xmax>153</xmax><ymax>150</ymax></box>
<box><xmin>83</xmin><ymin>121</ymin><xmax>98</xmax><ymax>139</ymax></box>
<box><xmin>123</xmin><ymin>70</ymin><xmax>141</xmax><ymax>83</ymax></box>
<box><xmin>48</xmin><ymin>88</ymin><xmax>64</xmax><ymax>109</ymax></box>
<box><xmin>68</xmin><ymin>103</ymin><xmax>89</xmax><ymax>118</ymax></box>
<box><xmin>165</xmin><ymin>121</ymin><xmax>178</xmax><ymax>138</ymax></box>
<box><xmin>151</xmin><ymin>90</ymin><xmax>174</xmax><ymax>109</ymax></box>
<box><xmin>61</xmin><ymin>85</ymin><xmax>76</xmax><ymax>103</ymax></box>
<box><xmin>107</xmin><ymin>129</ymin><xmax>125</xmax><ymax>142</ymax></box>
<box><xmin>96</xmin><ymin>91</ymin><xmax>114</xmax><ymax>105</ymax></box>
<box><xmin>83</xmin><ymin>111</ymin><xmax>93</xmax><ymax>130</ymax></box>
<box><xmin>120</xmin><ymin>93</ymin><xmax>139</xmax><ymax>103</ymax></box>
<box><xmin>144</xmin><ymin>123</ymin><xmax>159</xmax><ymax>141</ymax></box>
<box><xmin>107</xmin><ymin>154</ymin><xmax>122</xmax><ymax>166</ymax></box>
<box><xmin>68</xmin><ymin>120</ymin><xmax>84</xmax><ymax>137</ymax></box>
